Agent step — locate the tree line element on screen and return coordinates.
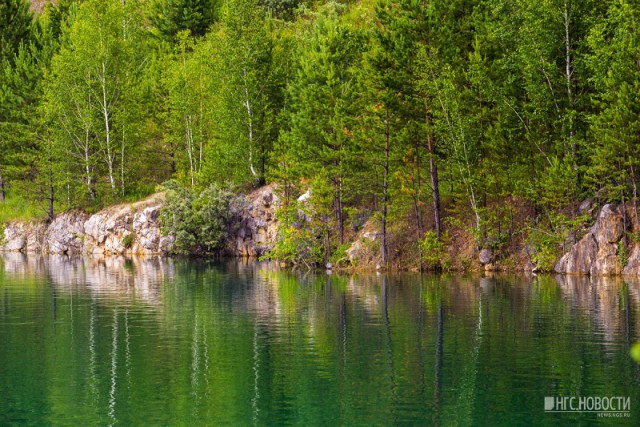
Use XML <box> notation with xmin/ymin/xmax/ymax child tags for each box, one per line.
<box><xmin>2</xmin><ymin>0</ymin><xmax>640</xmax><ymax>266</ymax></box>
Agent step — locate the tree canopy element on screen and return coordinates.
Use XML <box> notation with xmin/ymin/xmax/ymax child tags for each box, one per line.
<box><xmin>4</xmin><ymin>0</ymin><xmax>640</xmax><ymax>266</ymax></box>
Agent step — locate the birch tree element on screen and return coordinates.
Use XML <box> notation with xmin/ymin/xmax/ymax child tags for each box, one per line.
<box><xmin>43</xmin><ymin>0</ymin><xmax>147</xmax><ymax>203</ymax></box>
<box><xmin>215</xmin><ymin>0</ymin><xmax>278</xmax><ymax>185</ymax></box>
<box><xmin>164</xmin><ymin>32</ymin><xmax>217</xmax><ymax>187</ymax></box>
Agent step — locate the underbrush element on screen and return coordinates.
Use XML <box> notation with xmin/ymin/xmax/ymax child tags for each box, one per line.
<box><xmin>0</xmin><ymin>195</ymin><xmax>47</xmax><ymax>223</ymax></box>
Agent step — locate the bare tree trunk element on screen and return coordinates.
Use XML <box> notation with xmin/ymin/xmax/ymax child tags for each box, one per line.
<box><xmin>339</xmin><ymin>179</ymin><xmax>344</xmax><ymax>245</ymax></box>
<box><xmin>47</xmin><ymin>135</ymin><xmax>55</xmax><ymax>221</ymax></box>
<box><xmin>630</xmin><ymin>161</ymin><xmax>639</xmax><ymax>229</ymax></box>
<box><xmin>185</xmin><ymin>114</ymin><xmax>196</xmax><ymax>187</ymax></box>
<box><xmin>426</xmin><ymin>110</ymin><xmax>441</xmax><ymax>238</ymax></box>
<box><xmin>84</xmin><ymin>142</ymin><xmax>95</xmax><ymax>201</ymax></box>
<box><xmin>622</xmin><ymin>190</ymin><xmax>628</xmax><ymax>250</ymax></box>
<box><xmin>413</xmin><ymin>150</ymin><xmax>424</xmax><ymax>235</ymax></box>
<box><xmin>381</xmin><ymin>110</ymin><xmax>390</xmax><ymax>266</ymax></box>
<box><xmin>0</xmin><ymin>174</ymin><xmax>5</xmax><ymax>202</ymax></box>
<box><xmin>199</xmin><ymin>97</ymin><xmax>204</xmax><ymax>173</ymax></box>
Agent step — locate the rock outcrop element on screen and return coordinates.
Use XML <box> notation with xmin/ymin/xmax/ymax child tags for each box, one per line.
<box><xmin>554</xmin><ymin>204</ymin><xmax>624</xmax><ymax>276</ymax></box>
<box><xmin>225</xmin><ymin>184</ymin><xmax>279</xmax><ymax>257</ymax></box>
<box><xmin>1</xmin><ymin>194</ymin><xmax>170</xmax><ymax>256</ymax></box>
<box><xmin>345</xmin><ymin>225</ymin><xmax>379</xmax><ymax>266</ymax></box>
<box><xmin>1</xmin><ymin>186</ymin><xmax>280</xmax><ymax>257</ymax></box>
<box><xmin>622</xmin><ymin>246</ymin><xmax>640</xmax><ymax>276</ymax></box>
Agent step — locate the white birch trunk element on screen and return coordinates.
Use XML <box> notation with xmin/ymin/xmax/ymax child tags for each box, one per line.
<box><xmin>243</xmin><ymin>71</ymin><xmax>258</xmax><ymax>178</ymax></box>
<box><xmin>185</xmin><ymin>114</ymin><xmax>196</xmax><ymax>187</ymax></box>
<box><xmin>99</xmin><ymin>61</ymin><xmax>116</xmax><ymax>194</ymax></box>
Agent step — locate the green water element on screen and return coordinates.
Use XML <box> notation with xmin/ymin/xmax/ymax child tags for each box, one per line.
<box><xmin>0</xmin><ymin>254</ymin><xmax>638</xmax><ymax>426</ymax></box>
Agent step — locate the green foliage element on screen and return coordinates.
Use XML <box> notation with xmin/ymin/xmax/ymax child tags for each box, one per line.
<box><xmin>0</xmin><ymin>0</ymin><xmax>34</xmax><ymax>64</ymax></box>
<box><xmin>420</xmin><ymin>230</ymin><xmax>450</xmax><ymax>271</ymax></box>
<box><xmin>275</xmin><ymin>3</ymin><xmax>368</xmax><ymax>251</ymax></box>
<box><xmin>0</xmin><ymin>194</ymin><xmax>46</xmax><ymax>223</ymax></box>
<box><xmin>122</xmin><ymin>233</ymin><xmax>134</xmax><ymax>249</ymax></box>
<box><xmin>264</xmin><ymin>202</ymin><xmax>324</xmax><ymax>267</ymax></box>
<box><xmin>260</xmin><ymin>0</ymin><xmax>299</xmax><ymax>20</ymax></box>
<box><xmin>534</xmin><ymin>157</ymin><xmax>578</xmax><ymax>210</ymax></box>
<box><xmin>631</xmin><ymin>342</ymin><xmax>640</xmax><ymax>363</ymax></box>
<box><xmin>329</xmin><ymin>243</ymin><xmax>350</xmax><ymax>266</ymax></box>
<box><xmin>267</xmin><ymin>224</ymin><xmax>324</xmax><ymax>268</ymax></box>
<box><xmin>618</xmin><ymin>240</ymin><xmax>629</xmax><ymax>267</ymax></box>
<box><xmin>525</xmin><ymin>213</ymin><xmax>590</xmax><ymax>271</ymax></box>
<box><xmin>5</xmin><ymin>0</ymin><xmax>640</xmax><ymax>273</ymax></box>
<box><xmin>159</xmin><ymin>180</ymin><xmax>233</xmax><ymax>254</ymax></box>
<box><xmin>42</xmin><ymin>0</ymin><xmax>152</xmax><ymax>206</ymax></box>
<box><xmin>585</xmin><ymin>0</ymin><xmax>640</xmax><ymax>202</ymax></box>
<box><xmin>149</xmin><ymin>0</ymin><xmax>219</xmax><ymax>41</ymax></box>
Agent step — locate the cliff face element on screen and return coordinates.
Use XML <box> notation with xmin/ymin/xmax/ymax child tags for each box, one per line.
<box><xmin>554</xmin><ymin>203</ymin><xmax>640</xmax><ymax>276</ymax></box>
<box><xmin>224</xmin><ymin>185</ymin><xmax>279</xmax><ymax>257</ymax></box>
<box><xmin>0</xmin><ymin>186</ymin><xmax>280</xmax><ymax>257</ymax></box>
<box><xmin>1</xmin><ymin>194</ymin><xmax>173</xmax><ymax>255</ymax></box>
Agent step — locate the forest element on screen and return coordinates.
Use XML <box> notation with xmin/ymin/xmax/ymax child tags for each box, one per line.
<box><xmin>1</xmin><ymin>0</ymin><xmax>640</xmax><ymax>269</ymax></box>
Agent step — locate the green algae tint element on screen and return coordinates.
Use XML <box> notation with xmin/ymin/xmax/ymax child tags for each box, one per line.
<box><xmin>0</xmin><ymin>254</ymin><xmax>638</xmax><ymax>426</ymax></box>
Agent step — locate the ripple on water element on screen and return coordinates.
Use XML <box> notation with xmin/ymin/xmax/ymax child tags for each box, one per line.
<box><xmin>0</xmin><ymin>255</ymin><xmax>639</xmax><ymax>425</ymax></box>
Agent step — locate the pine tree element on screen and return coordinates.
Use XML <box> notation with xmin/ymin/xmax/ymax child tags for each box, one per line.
<box><xmin>587</xmin><ymin>0</ymin><xmax>640</xmax><ymax>221</ymax></box>
<box><xmin>282</xmin><ymin>2</ymin><xmax>366</xmax><ymax>247</ymax></box>
<box><xmin>149</xmin><ymin>0</ymin><xmax>218</xmax><ymax>41</ymax></box>
<box><xmin>0</xmin><ymin>0</ymin><xmax>36</xmax><ymax>201</ymax></box>
<box><xmin>0</xmin><ymin>0</ymin><xmax>34</xmax><ymax>64</ymax></box>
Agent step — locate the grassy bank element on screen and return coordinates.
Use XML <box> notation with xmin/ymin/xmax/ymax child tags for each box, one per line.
<box><xmin>0</xmin><ymin>194</ymin><xmax>47</xmax><ymax>223</ymax></box>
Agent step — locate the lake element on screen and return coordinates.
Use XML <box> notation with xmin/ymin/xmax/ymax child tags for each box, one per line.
<box><xmin>0</xmin><ymin>253</ymin><xmax>638</xmax><ymax>425</ymax></box>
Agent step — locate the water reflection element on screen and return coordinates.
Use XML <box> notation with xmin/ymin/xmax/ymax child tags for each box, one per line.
<box><xmin>0</xmin><ymin>254</ymin><xmax>638</xmax><ymax>425</ymax></box>
<box><xmin>1</xmin><ymin>253</ymin><xmax>171</xmax><ymax>305</ymax></box>
<box><xmin>555</xmin><ymin>275</ymin><xmax>639</xmax><ymax>346</ymax></box>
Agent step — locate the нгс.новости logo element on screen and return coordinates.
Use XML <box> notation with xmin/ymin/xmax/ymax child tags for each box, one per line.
<box><xmin>544</xmin><ymin>396</ymin><xmax>631</xmax><ymax>418</ymax></box>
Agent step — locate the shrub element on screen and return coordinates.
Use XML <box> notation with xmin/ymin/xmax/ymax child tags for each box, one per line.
<box><xmin>330</xmin><ymin>243</ymin><xmax>351</xmax><ymax>266</ymax></box>
<box><xmin>159</xmin><ymin>180</ymin><xmax>233</xmax><ymax>254</ymax></box>
<box><xmin>525</xmin><ymin>212</ymin><xmax>589</xmax><ymax>271</ymax></box>
<box><xmin>122</xmin><ymin>233</ymin><xmax>134</xmax><ymax>249</ymax></box>
<box><xmin>266</xmin><ymin>225</ymin><xmax>324</xmax><ymax>268</ymax></box>
<box><xmin>192</xmin><ymin>184</ymin><xmax>234</xmax><ymax>250</ymax></box>
<box><xmin>619</xmin><ymin>240</ymin><xmax>629</xmax><ymax>268</ymax></box>
<box><xmin>421</xmin><ymin>230</ymin><xmax>450</xmax><ymax>271</ymax></box>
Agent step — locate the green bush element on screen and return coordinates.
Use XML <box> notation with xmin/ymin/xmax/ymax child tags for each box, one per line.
<box><xmin>525</xmin><ymin>212</ymin><xmax>589</xmax><ymax>271</ymax></box>
<box><xmin>122</xmin><ymin>233</ymin><xmax>134</xmax><ymax>249</ymax></box>
<box><xmin>330</xmin><ymin>243</ymin><xmax>351</xmax><ymax>266</ymax></box>
<box><xmin>266</xmin><ymin>224</ymin><xmax>324</xmax><ymax>268</ymax></box>
<box><xmin>619</xmin><ymin>240</ymin><xmax>629</xmax><ymax>267</ymax></box>
<box><xmin>265</xmin><ymin>203</ymin><xmax>324</xmax><ymax>267</ymax></box>
<box><xmin>159</xmin><ymin>180</ymin><xmax>233</xmax><ymax>254</ymax></box>
<box><xmin>421</xmin><ymin>231</ymin><xmax>450</xmax><ymax>271</ymax></box>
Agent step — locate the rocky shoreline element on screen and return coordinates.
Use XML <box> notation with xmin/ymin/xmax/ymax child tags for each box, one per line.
<box><xmin>2</xmin><ymin>185</ymin><xmax>640</xmax><ymax>276</ymax></box>
<box><xmin>0</xmin><ymin>185</ymin><xmax>279</xmax><ymax>258</ymax></box>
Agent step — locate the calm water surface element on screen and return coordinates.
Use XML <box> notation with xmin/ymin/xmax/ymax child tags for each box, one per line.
<box><xmin>0</xmin><ymin>253</ymin><xmax>639</xmax><ymax>426</ymax></box>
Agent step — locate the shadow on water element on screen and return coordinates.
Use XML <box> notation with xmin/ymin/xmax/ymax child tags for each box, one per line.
<box><xmin>0</xmin><ymin>254</ymin><xmax>639</xmax><ymax>425</ymax></box>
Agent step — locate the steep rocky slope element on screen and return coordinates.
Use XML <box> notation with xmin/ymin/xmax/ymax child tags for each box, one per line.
<box><xmin>1</xmin><ymin>186</ymin><xmax>279</xmax><ymax>257</ymax></box>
